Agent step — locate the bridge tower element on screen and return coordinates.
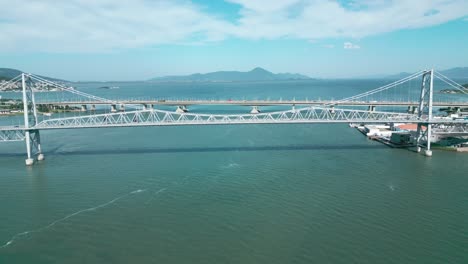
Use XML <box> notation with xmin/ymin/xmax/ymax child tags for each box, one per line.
<box><xmin>21</xmin><ymin>73</ymin><xmax>44</xmax><ymax>165</ymax></box>
<box><xmin>415</xmin><ymin>70</ymin><xmax>434</xmax><ymax>156</ymax></box>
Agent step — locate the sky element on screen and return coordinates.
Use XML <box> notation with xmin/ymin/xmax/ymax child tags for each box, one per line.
<box><xmin>0</xmin><ymin>0</ymin><xmax>467</xmax><ymax>81</ymax></box>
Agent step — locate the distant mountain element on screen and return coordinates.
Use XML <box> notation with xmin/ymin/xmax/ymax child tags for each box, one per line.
<box><xmin>0</xmin><ymin>68</ymin><xmax>23</xmax><ymax>80</ymax></box>
<box><xmin>439</xmin><ymin>67</ymin><xmax>468</xmax><ymax>79</ymax></box>
<box><xmin>0</xmin><ymin>68</ymin><xmax>68</xmax><ymax>82</ymax></box>
<box><xmin>150</xmin><ymin>67</ymin><xmax>311</xmax><ymax>82</ymax></box>
<box><xmin>384</xmin><ymin>67</ymin><xmax>468</xmax><ymax>79</ymax></box>
<box><xmin>382</xmin><ymin>72</ymin><xmax>413</xmax><ymax>79</ymax></box>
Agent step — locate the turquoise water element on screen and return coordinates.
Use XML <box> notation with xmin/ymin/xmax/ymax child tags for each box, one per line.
<box><xmin>0</xmin><ymin>80</ymin><xmax>467</xmax><ymax>263</ymax></box>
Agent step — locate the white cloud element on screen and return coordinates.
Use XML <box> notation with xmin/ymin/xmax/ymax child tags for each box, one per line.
<box><xmin>0</xmin><ymin>0</ymin><xmax>235</xmax><ymax>52</ymax></box>
<box><xmin>0</xmin><ymin>0</ymin><xmax>467</xmax><ymax>52</ymax></box>
<box><xmin>228</xmin><ymin>0</ymin><xmax>468</xmax><ymax>40</ymax></box>
<box><xmin>344</xmin><ymin>42</ymin><xmax>360</xmax><ymax>49</ymax></box>
<box><xmin>322</xmin><ymin>44</ymin><xmax>335</xmax><ymax>49</ymax></box>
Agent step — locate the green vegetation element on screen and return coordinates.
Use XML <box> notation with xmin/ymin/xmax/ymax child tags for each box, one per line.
<box><xmin>0</xmin><ymin>68</ymin><xmax>22</xmax><ymax>80</ymax></box>
<box><xmin>0</xmin><ymin>98</ymin><xmax>79</xmax><ymax>115</ymax></box>
<box><xmin>440</xmin><ymin>83</ymin><xmax>468</xmax><ymax>94</ymax></box>
<box><xmin>0</xmin><ymin>99</ymin><xmax>23</xmax><ymax>110</ymax></box>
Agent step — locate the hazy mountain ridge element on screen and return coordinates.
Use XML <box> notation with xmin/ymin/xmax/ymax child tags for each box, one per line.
<box><xmin>150</xmin><ymin>67</ymin><xmax>311</xmax><ymax>82</ymax></box>
<box><xmin>0</xmin><ymin>68</ymin><xmax>68</xmax><ymax>82</ymax></box>
<box><xmin>384</xmin><ymin>67</ymin><xmax>468</xmax><ymax>79</ymax></box>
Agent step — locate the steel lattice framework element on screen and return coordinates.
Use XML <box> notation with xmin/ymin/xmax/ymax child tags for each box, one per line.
<box><xmin>0</xmin><ymin>128</ymin><xmax>25</xmax><ymax>142</ymax></box>
<box><xmin>32</xmin><ymin>107</ymin><xmax>466</xmax><ymax>129</ymax></box>
<box><xmin>1</xmin><ymin>70</ymin><xmax>467</xmax><ymax>165</ymax></box>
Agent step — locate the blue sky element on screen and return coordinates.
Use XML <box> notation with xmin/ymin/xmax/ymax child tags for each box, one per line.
<box><xmin>0</xmin><ymin>0</ymin><xmax>467</xmax><ymax>81</ymax></box>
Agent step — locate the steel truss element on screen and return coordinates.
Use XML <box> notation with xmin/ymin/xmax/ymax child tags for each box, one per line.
<box><xmin>34</xmin><ymin>107</ymin><xmax>426</xmax><ymax>129</ymax></box>
<box><xmin>0</xmin><ymin>129</ymin><xmax>25</xmax><ymax>142</ymax></box>
<box><xmin>431</xmin><ymin>123</ymin><xmax>468</xmax><ymax>135</ymax></box>
<box><xmin>1</xmin><ymin>70</ymin><xmax>468</xmax><ymax>165</ymax></box>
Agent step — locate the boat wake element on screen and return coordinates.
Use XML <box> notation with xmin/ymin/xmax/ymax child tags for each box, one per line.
<box><xmin>145</xmin><ymin>188</ymin><xmax>168</xmax><ymax>205</ymax></box>
<box><xmin>0</xmin><ymin>188</ymin><xmax>147</xmax><ymax>249</ymax></box>
<box><xmin>221</xmin><ymin>162</ymin><xmax>240</xmax><ymax>169</ymax></box>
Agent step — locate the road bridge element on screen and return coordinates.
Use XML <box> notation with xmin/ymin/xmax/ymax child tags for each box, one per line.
<box><xmin>0</xmin><ymin>70</ymin><xmax>467</xmax><ymax>165</ymax></box>
<box><xmin>36</xmin><ymin>99</ymin><xmax>468</xmax><ymax>107</ymax></box>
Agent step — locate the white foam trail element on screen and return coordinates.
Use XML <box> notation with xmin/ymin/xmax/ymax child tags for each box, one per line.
<box><xmin>221</xmin><ymin>162</ymin><xmax>240</xmax><ymax>169</ymax></box>
<box><xmin>145</xmin><ymin>188</ymin><xmax>168</xmax><ymax>205</ymax></box>
<box><xmin>0</xmin><ymin>189</ymin><xmax>146</xmax><ymax>249</ymax></box>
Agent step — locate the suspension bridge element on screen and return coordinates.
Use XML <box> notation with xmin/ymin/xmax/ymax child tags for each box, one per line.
<box><xmin>33</xmin><ymin>99</ymin><xmax>468</xmax><ymax>114</ymax></box>
<box><xmin>0</xmin><ymin>69</ymin><xmax>467</xmax><ymax>165</ymax></box>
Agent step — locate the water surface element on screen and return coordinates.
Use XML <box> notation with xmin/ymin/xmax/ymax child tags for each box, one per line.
<box><xmin>0</xmin><ymin>80</ymin><xmax>467</xmax><ymax>263</ymax></box>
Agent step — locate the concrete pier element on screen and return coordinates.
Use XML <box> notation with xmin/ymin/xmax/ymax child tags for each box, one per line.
<box><xmin>25</xmin><ymin>158</ymin><xmax>34</xmax><ymax>166</ymax></box>
<box><xmin>407</xmin><ymin>105</ymin><xmax>418</xmax><ymax>114</ymax></box>
<box><xmin>111</xmin><ymin>104</ymin><xmax>117</xmax><ymax>113</ymax></box>
<box><xmin>175</xmin><ymin>106</ymin><xmax>185</xmax><ymax>113</ymax></box>
<box><xmin>81</xmin><ymin>105</ymin><xmax>87</xmax><ymax>112</ymax></box>
<box><xmin>250</xmin><ymin>106</ymin><xmax>260</xmax><ymax>114</ymax></box>
<box><xmin>37</xmin><ymin>153</ymin><xmax>45</xmax><ymax>161</ymax></box>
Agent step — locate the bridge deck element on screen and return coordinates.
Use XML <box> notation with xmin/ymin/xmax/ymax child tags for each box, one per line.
<box><xmin>35</xmin><ymin>100</ymin><xmax>468</xmax><ymax>107</ymax></box>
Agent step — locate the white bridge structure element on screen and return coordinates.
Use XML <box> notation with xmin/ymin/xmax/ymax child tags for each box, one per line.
<box><xmin>1</xmin><ymin>70</ymin><xmax>467</xmax><ymax>165</ymax></box>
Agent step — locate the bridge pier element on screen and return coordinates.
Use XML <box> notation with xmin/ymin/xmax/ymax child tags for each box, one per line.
<box><xmin>175</xmin><ymin>106</ymin><xmax>187</xmax><ymax>113</ymax></box>
<box><xmin>367</xmin><ymin>105</ymin><xmax>376</xmax><ymax>112</ymax></box>
<box><xmin>111</xmin><ymin>104</ymin><xmax>117</xmax><ymax>113</ymax></box>
<box><xmin>24</xmin><ymin>130</ymin><xmax>43</xmax><ymax>166</ymax></box>
<box><xmin>250</xmin><ymin>106</ymin><xmax>260</xmax><ymax>114</ymax></box>
<box><xmin>90</xmin><ymin>104</ymin><xmax>96</xmax><ymax>111</ymax></box>
<box><xmin>81</xmin><ymin>105</ymin><xmax>87</xmax><ymax>112</ymax></box>
<box><xmin>407</xmin><ymin>105</ymin><xmax>418</xmax><ymax>114</ymax></box>
<box><xmin>425</xmin><ymin>124</ymin><xmax>433</xmax><ymax>157</ymax></box>
<box><xmin>120</xmin><ymin>104</ymin><xmax>125</xmax><ymax>112</ymax></box>
<box><xmin>24</xmin><ymin>131</ymin><xmax>33</xmax><ymax>166</ymax></box>
<box><xmin>143</xmin><ymin>104</ymin><xmax>153</xmax><ymax>110</ymax></box>
<box><xmin>175</xmin><ymin>106</ymin><xmax>184</xmax><ymax>113</ymax></box>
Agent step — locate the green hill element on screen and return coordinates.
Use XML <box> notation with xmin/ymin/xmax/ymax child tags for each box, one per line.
<box><xmin>0</xmin><ymin>68</ymin><xmax>23</xmax><ymax>81</ymax></box>
<box><xmin>0</xmin><ymin>68</ymin><xmax>68</xmax><ymax>82</ymax></box>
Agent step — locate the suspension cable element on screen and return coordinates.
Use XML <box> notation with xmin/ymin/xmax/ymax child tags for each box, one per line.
<box><xmin>27</xmin><ymin>74</ymin><xmax>141</xmax><ymax>109</ymax></box>
<box><xmin>0</xmin><ymin>74</ymin><xmax>22</xmax><ymax>90</ymax></box>
<box><xmin>324</xmin><ymin>70</ymin><xmax>425</xmax><ymax>106</ymax></box>
<box><xmin>434</xmin><ymin>71</ymin><xmax>467</xmax><ymax>95</ymax></box>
